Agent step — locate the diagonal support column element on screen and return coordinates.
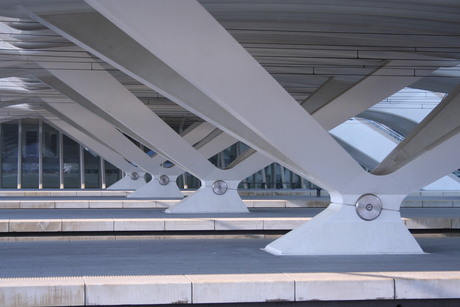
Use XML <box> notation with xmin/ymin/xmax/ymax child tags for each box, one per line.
<box><xmin>40</xmin><ymin>112</ymin><xmax>146</xmax><ymax>190</ymax></box>
<box><xmin>308</xmin><ymin>59</ymin><xmax>441</xmax><ymax>131</ymax></box>
<box><xmin>373</xmin><ymin>84</ymin><xmax>460</xmax><ymax>175</ymax></box>
<box><xmin>128</xmin><ymin>122</ymin><xmax>218</xmax><ymax>198</ymax></box>
<box><xmin>27</xmin><ymin>9</ymin><xmax>324</xmax><ymax>185</ymax></box>
<box><xmin>37</xmin><ymin>83</ymin><xmax>185</xmax><ymax>198</ymax></box>
<box><xmin>79</xmin><ymin>0</ymin><xmax>431</xmax><ymax>254</ymax></box>
<box><xmin>32</xmin><ymin>55</ymin><xmax>251</xmax><ymax>212</ymax></box>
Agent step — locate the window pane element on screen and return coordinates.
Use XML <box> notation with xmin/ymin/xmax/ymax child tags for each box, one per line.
<box><xmin>21</xmin><ymin>119</ymin><xmax>39</xmax><ymax>188</ymax></box>
<box><xmin>84</xmin><ymin>148</ymin><xmax>100</xmax><ymax>188</ymax></box>
<box><xmin>1</xmin><ymin>121</ymin><xmax>18</xmax><ymax>188</ymax></box>
<box><xmin>42</xmin><ymin>123</ymin><xmax>60</xmax><ymax>188</ymax></box>
<box><xmin>105</xmin><ymin>161</ymin><xmax>121</xmax><ymax>187</ymax></box>
<box><xmin>63</xmin><ymin>135</ymin><xmax>80</xmax><ymax>188</ymax></box>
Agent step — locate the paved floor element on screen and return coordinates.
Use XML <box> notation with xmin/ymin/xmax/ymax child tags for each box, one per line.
<box><xmin>0</xmin><ymin>236</ymin><xmax>459</xmax><ymax>278</ymax></box>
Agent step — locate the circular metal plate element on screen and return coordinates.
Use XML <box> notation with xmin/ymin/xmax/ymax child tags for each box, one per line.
<box><xmin>355</xmin><ymin>194</ymin><xmax>382</xmax><ymax>221</ymax></box>
<box><xmin>158</xmin><ymin>175</ymin><xmax>170</xmax><ymax>186</ymax></box>
<box><xmin>212</xmin><ymin>180</ymin><xmax>228</xmax><ymax>195</ymax></box>
<box><xmin>130</xmin><ymin>172</ymin><xmax>139</xmax><ymax>181</ymax></box>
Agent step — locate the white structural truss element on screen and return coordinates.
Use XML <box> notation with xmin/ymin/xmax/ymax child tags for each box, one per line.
<box><xmin>0</xmin><ymin>0</ymin><xmax>458</xmax><ymax>254</ymax></box>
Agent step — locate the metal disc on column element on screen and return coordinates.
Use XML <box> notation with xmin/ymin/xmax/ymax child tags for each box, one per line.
<box><xmin>212</xmin><ymin>180</ymin><xmax>227</xmax><ymax>195</ymax></box>
<box><xmin>355</xmin><ymin>194</ymin><xmax>382</xmax><ymax>221</ymax></box>
<box><xmin>158</xmin><ymin>175</ymin><xmax>170</xmax><ymax>186</ymax></box>
<box><xmin>130</xmin><ymin>172</ymin><xmax>139</xmax><ymax>180</ymax></box>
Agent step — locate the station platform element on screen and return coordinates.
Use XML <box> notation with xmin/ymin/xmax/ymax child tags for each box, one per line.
<box><xmin>1</xmin><ymin>237</ymin><xmax>460</xmax><ymax>306</ymax></box>
<box><xmin>1</xmin><ymin>190</ymin><xmax>460</xmax><ymax>306</ymax></box>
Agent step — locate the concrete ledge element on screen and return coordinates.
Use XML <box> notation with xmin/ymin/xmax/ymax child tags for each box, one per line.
<box><xmin>122</xmin><ymin>200</ymin><xmax>158</xmax><ymax>208</ymax></box>
<box><xmin>9</xmin><ymin>220</ymin><xmax>61</xmax><ymax>232</ymax></box>
<box><xmin>215</xmin><ymin>218</ymin><xmax>264</xmax><ymax>230</ymax></box>
<box><xmin>1</xmin><ymin>272</ymin><xmax>460</xmax><ymax>305</ymax></box>
<box><xmin>0</xmin><ymin>220</ymin><xmax>8</xmax><ymax>232</ymax></box>
<box><xmin>19</xmin><ymin>201</ymin><xmax>54</xmax><ymax>209</ymax></box>
<box><xmin>0</xmin><ymin>277</ymin><xmax>84</xmax><ymax>307</ymax></box>
<box><xmin>263</xmin><ymin>218</ymin><xmax>310</xmax><ymax>230</ymax></box>
<box><xmin>165</xmin><ymin>219</ymin><xmax>215</xmax><ymax>231</ymax></box>
<box><xmin>62</xmin><ymin>219</ymin><xmax>113</xmax><ymax>232</ymax></box>
<box><xmin>84</xmin><ymin>275</ymin><xmax>191</xmax><ymax>305</ymax></box>
<box><xmin>379</xmin><ymin>271</ymin><xmax>460</xmax><ymax>299</ymax></box>
<box><xmin>404</xmin><ymin>218</ymin><xmax>452</xmax><ymax>229</ymax></box>
<box><xmin>0</xmin><ymin>216</ymin><xmax>459</xmax><ymax>234</ymax></box>
<box><xmin>89</xmin><ymin>201</ymin><xmax>123</xmax><ymax>209</ymax></box>
<box><xmin>287</xmin><ymin>273</ymin><xmax>394</xmax><ymax>301</ymax></box>
<box><xmin>251</xmin><ymin>200</ymin><xmax>287</xmax><ymax>208</ymax></box>
<box><xmin>114</xmin><ymin>219</ymin><xmax>165</xmax><ymax>231</ymax></box>
<box><xmin>55</xmin><ymin>201</ymin><xmax>89</xmax><ymax>209</ymax></box>
<box><xmin>188</xmin><ymin>274</ymin><xmax>295</xmax><ymax>304</ymax></box>
<box><xmin>0</xmin><ymin>201</ymin><xmax>20</xmax><ymax>209</ymax></box>
<box><xmin>0</xmin><ymin>197</ymin><xmax>459</xmax><ymax>209</ymax></box>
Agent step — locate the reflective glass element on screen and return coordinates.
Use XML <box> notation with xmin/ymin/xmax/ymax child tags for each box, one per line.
<box><xmin>21</xmin><ymin>119</ymin><xmax>39</xmax><ymax>188</ymax></box>
<box><xmin>42</xmin><ymin>123</ymin><xmax>60</xmax><ymax>188</ymax></box>
<box><xmin>1</xmin><ymin>121</ymin><xmax>18</xmax><ymax>188</ymax></box>
<box><xmin>84</xmin><ymin>148</ymin><xmax>100</xmax><ymax>188</ymax></box>
<box><xmin>104</xmin><ymin>160</ymin><xmax>121</xmax><ymax>187</ymax></box>
<box><xmin>63</xmin><ymin>135</ymin><xmax>80</xmax><ymax>188</ymax></box>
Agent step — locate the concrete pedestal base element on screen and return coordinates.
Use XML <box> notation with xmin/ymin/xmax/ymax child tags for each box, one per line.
<box><xmin>108</xmin><ymin>175</ymin><xmax>146</xmax><ymax>190</ymax></box>
<box><xmin>265</xmin><ymin>203</ymin><xmax>423</xmax><ymax>255</ymax></box>
<box><xmin>165</xmin><ymin>181</ymin><xmax>249</xmax><ymax>214</ymax></box>
<box><xmin>128</xmin><ymin>177</ymin><xmax>183</xmax><ymax>199</ymax></box>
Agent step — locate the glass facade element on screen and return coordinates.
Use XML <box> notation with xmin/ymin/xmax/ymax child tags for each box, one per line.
<box><xmin>42</xmin><ymin>123</ymin><xmax>60</xmax><ymax>188</ymax></box>
<box><xmin>0</xmin><ymin>120</ymin><xmax>122</xmax><ymax>189</ymax></box>
<box><xmin>62</xmin><ymin>135</ymin><xmax>81</xmax><ymax>188</ymax></box>
<box><xmin>21</xmin><ymin>119</ymin><xmax>39</xmax><ymax>188</ymax></box>
<box><xmin>0</xmin><ymin>119</ymin><xmax>310</xmax><ymax>191</ymax></box>
<box><xmin>1</xmin><ymin>121</ymin><xmax>18</xmax><ymax>188</ymax></box>
<box><xmin>83</xmin><ymin>148</ymin><xmax>101</xmax><ymax>188</ymax></box>
<box><xmin>177</xmin><ymin>141</ymin><xmax>311</xmax><ymax>190</ymax></box>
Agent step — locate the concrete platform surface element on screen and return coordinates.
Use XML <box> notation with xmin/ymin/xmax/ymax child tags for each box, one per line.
<box><xmin>1</xmin><ymin>237</ymin><xmax>460</xmax><ymax>306</ymax></box>
<box><xmin>0</xmin><ymin>208</ymin><xmax>460</xmax><ymax>236</ymax></box>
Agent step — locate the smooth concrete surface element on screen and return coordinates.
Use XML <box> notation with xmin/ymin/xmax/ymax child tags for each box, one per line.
<box><xmin>2</xmin><ymin>237</ymin><xmax>460</xmax><ymax>277</ymax></box>
<box><xmin>1</xmin><ymin>194</ymin><xmax>460</xmax><ymax>209</ymax></box>
<box><xmin>1</xmin><ymin>208</ymin><xmax>460</xmax><ymax>236</ymax></box>
<box><xmin>0</xmin><ymin>188</ymin><xmax>460</xmax><ymax>214</ymax></box>
<box><xmin>1</xmin><ymin>238</ymin><xmax>460</xmax><ymax>306</ymax></box>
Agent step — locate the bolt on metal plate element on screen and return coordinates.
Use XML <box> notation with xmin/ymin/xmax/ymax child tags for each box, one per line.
<box><xmin>355</xmin><ymin>194</ymin><xmax>382</xmax><ymax>221</ymax></box>
<box><xmin>158</xmin><ymin>175</ymin><xmax>170</xmax><ymax>186</ymax></box>
<box><xmin>212</xmin><ymin>180</ymin><xmax>228</xmax><ymax>195</ymax></box>
<box><xmin>130</xmin><ymin>172</ymin><xmax>139</xmax><ymax>181</ymax></box>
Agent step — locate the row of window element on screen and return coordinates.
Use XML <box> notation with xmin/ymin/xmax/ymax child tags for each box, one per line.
<box><xmin>0</xmin><ymin>119</ymin><xmax>121</xmax><ymax>189</ymax></box>
<box><xmin>0</xmin><ymin>119</ymin><xmax>314</xmax><ymax>190</ymax></box>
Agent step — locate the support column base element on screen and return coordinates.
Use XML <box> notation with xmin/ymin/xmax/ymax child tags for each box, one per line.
<box><xmin>128</xmin><ymin>176</ymin><xmax>183</xmax><ymax>198</ymax></box>
<box><xmin>265</xmin><ymin>203</ymin><xmax>423</xmax><ymax>255</ymax></box>
<box><xmin>165</xmin><ymin>184</ymin><xmax>249</xmax><ymax>214</ymax></box>
<box><xmin>108</xmin><ymin>174</ymin><xmax>146</xmax><ymax>190</ymax></box>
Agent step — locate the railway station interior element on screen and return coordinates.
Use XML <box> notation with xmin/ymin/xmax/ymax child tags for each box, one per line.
<box><xmin>0</xmin><ymin>0</ymin><xmax>460</xmax><ymax>306</ymax></box>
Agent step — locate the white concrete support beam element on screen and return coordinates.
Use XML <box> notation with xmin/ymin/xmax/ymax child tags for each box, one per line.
<box><xmin>373</xmin><ymin>84</ymin><xmax>460</xmax><ymax>175</ymax></box>
<box><xmin>40</xmin><ymin>112</ymin><xmax>145</xmax><ymax>190</ymax></box>
<box><xmin>79</xmin><ymin>0</ymin><xmax>435</xmax><ymax>254</ymax></box>
<box><xmin>33</xmin><ymin>55</ymin><xmax>252</xmax><ymax>212</ymax></box>
<box><xmin>37</xmin><ymin>86</ymin><xmax>184</xmax><ymax>198</ymax></box>
<box><xmin>28</xmin><ymin>10</ymin><xmax>294</xmax><ymax>174</ymax></box>
<box><xmin>79</xmin><ymin>0</ymin><xmax>364</xmax><ymax>193</ymax></box>
<box><xmin>29</xmin><ymin>1</ymin><xmax>460</xmax><ymax>252</ymax></box>
<box><xmin>310</xmin><ymin>60</ymin><xmax>440</xmax><ymax>130</ymax></box>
